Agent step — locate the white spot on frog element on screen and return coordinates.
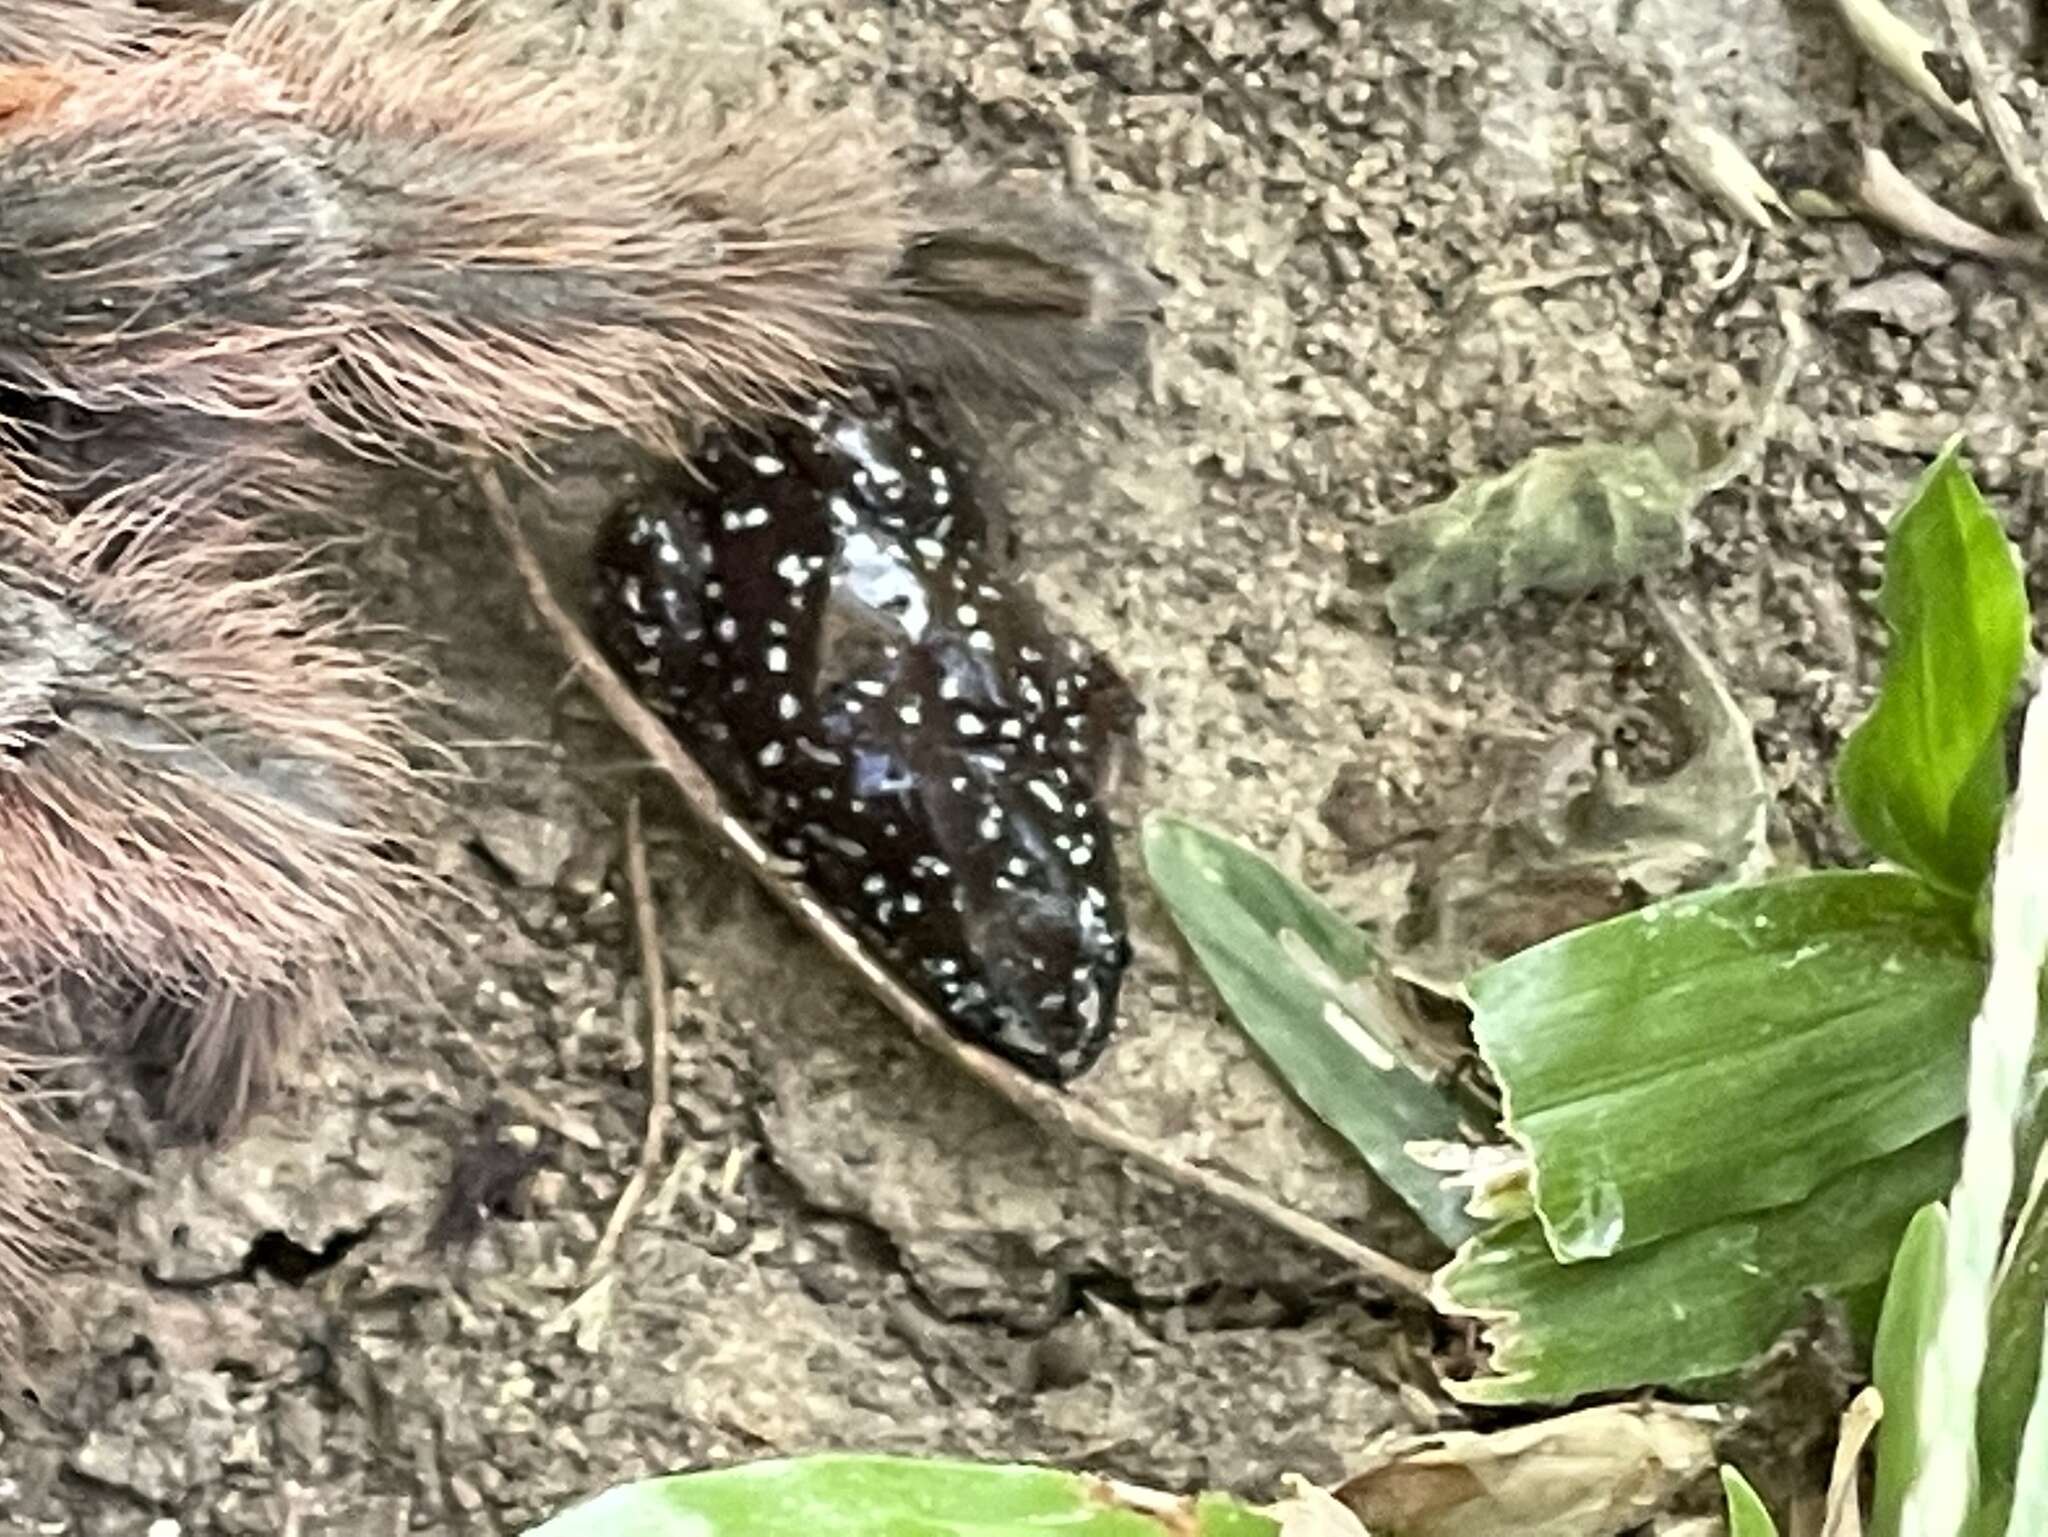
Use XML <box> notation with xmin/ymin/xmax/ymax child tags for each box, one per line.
<box><xmin>839</xmin><ymin>531</ymin><xmax>929</xmax><ymax>639</ymax></box>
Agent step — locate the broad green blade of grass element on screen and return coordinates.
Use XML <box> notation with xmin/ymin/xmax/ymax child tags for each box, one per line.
<box><xmin>1902</xmin><ymin>692</ymin><xmax>2048</xmax><ymax>1537</ymax></box>
<box><xmin>1836</xmin><ymin>437</ymin><xmax>2028</xmax><ymax>900</ymax></box>
<box><xmin>1872</xmin><ymin>1205</ymin><xmax>1947</xmax><ymax>1537</ymax></box>
<box><xmin>1433</xmin><ymin>1127</ymin><xmax>1959</xmax><ymax>1404</ymax></box>
<box><xmin>1722</xmin><ymin>1467</ymin><xmax>1782</xmax><ymax>1537</ymax></box>
<box><xmin>526</xmin><ymin>1457</ymin><xmax>1279</xmax><ymax>1537</ymax></box>
<box><xmin>1978</xmin><ymin>1157</ymin><xmax>2048</xmax><ymax>1535</ymax></box>
<box><xmin>1144</xmin><ymin>814</ymin><xmax>1477</xmax><ymax>1245</ymax></box>
<box><xmin>2003</xmin><ymin>1314</ymin><xmax>2048</xmax><ymax>1537</ymax></box>
<box><xmin>1471</xmin><ymin>870</ymin><xmax>1981</xmax><ymax>1262</ymax></box>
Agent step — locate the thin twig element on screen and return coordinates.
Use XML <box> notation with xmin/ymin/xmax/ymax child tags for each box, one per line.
<box><xmin>1940</xmin><ymin>0</ymin><xmax>2048</xmax><ymax>238</ymax></box>
<box><xmin>481</xmin><ymin>467</ymin><xmax>1433</xmax><ymax>1303</ymax></box>
<box><xmin>581</xmin><ymin>795</ymin><xmax>674</xmax><ymax>1282</ymax></box>
<box><xmin>1693</xmin><ymin>291</ymin><xmax>1812</xmax><ymax>501</ymax></box>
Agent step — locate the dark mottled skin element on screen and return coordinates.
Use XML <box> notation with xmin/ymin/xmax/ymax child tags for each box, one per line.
<box><xmin>591</xmin><ymin>384</ymin><xmax>1131</xmax><ymax>1082</ymax></box>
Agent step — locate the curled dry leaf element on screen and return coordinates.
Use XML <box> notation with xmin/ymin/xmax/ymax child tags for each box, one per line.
<box><xmin>1833</xmin><ymin>0</ymin><xmax>1981</xmax><ymax>132</ymax></box>
<box><xmin>1934</xmin><ymin>0</ymin><xmax>2048</xmax><ymax>240</ymax></box>
<box><xmin>1666</xmin><ymin>115</ymin><xmax>1792</xmax><ymax>232</ymax></box>
<box><xmin>1597</xmin><ymin>595</ymin><xmax>1774</xmax><ymax>888</ymax></box>
<box><xmin>1269</xmin><ymin>1476</ymin><xmax>1372</xmax><ymax>1537</ymax></box>
<box><xmin>1379</xmin><ymin>599</ymin><xmax>1770</xmax><ymax>985</ymax></box>
<box><xmin>1334</xmin><ymin>1403</ymin><xmax>1719</xmax><ymax>1537</ymax></box>
<box><xmin>1853</xmin><ymin>145</ymin><xmax>2039</xmax><ymax>264</ymax></box>
<box><xmin>1376</xmin><ymin>420</ymin><xmax>1702</xmax><ymax>635</ymax></box>
<box><xmin>1377</xmin><ymin>302</ymin><xmax>1804</xmax><ymax>637</ymax></box>
<box><xmin>1822</xmin><ymin>1387</ymin><xmax>1884</xmax><ymax>1537</ymax></box>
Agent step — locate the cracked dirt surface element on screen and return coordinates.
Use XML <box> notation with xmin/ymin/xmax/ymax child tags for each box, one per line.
<box><xmin>8</xmin><ymin>0</ymin><xmax>2048</xmax><ymax>1531</ymax></box>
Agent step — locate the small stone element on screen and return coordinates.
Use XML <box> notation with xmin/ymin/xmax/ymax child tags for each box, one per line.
<box><xmin>72</xmin><ymin>1432</ymin><xmax>182</xmax><ymax>1506</ymax></box>
<box><xmin>1835</xmin><ymin>272</ymin><xmax>1958</xmax><ymax>335</ymax></box>
<box><xmin>469</xmin><ymin>808</ymin><xmax>578</xmax><ymax>889</ymax></box>
<box><xmin>555</xmin><ymin>832</ymin><xmax>615</xmax><ymax>898</ymax></box>
<box><xmin>275</xmin><ymin>1399</ymin><xmax>325</xmax><ymax>1471</ymax></box>
<box><xmin>1832</xmin><ymin>222</ymin><xmax>1883</xmax><ymax>280</ymax></box>
<box><xmin>1029</xmin><ymin>1323</ymin><xmax>1097</xmax><ymax>1391</ymax></box>
<box><xmin>528</xmin><ymin>1169</ymin><xmax>568</xmax><ymax>1211</ymax></box>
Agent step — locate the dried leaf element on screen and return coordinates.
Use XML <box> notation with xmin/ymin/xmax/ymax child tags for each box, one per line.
<box><xmin>1395</xmin><ymin>599</ymin><xmax>1770</xmax><ymax>980</ymax></box>
<box><xmin>1667</xmin><ymin>115</ymin><xmax>1793</xmax><ymax>231</ymax></box>
<box><xmin>1833</xmin><ymin>0</ymin><xmax>1981</xmax><ymax>131</ymax></box>
<box><xmin>1823</xmin><ymin>1388</ymin><xmax>1884</xmax><ymax>1537</ymax></box>
<box><xmin>1587</xmin><ymin>596</ymin><xmax>1773</xmax><ymax>887</ymax></box>
<box><xmin>1378</xmin><ymin>425</ymin><xmax>1701</xmax><ymax>634</ymax></box>
<box><xmin>1269</xmin><ymin>1477</ymin><xmax>1372</xmax><ymax>1537</ymax></box>
<box><xmin>1335</xmin><ymin>1403</ymin><xmax>1718</xmax><ymax>1537</ymax></box>
<box><xmin>1854</xmin><ymin>147</ymin><xmax>2039</xmax><ymax>265</ymax></box>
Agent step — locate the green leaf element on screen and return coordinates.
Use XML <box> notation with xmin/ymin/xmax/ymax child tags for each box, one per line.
<box><xmin>1871</xmin><ymin>1205</ymin><xmax>1948</xmax><ymax>1537</ymax></box>
<box><xmin>1836</xmin><ymin>437</ymin><xmax>2028</xmax><ymax>898</ymax></box>
<box><xmin>1472</xmin><ymin>871</ymin><xmax>1982</xmax><ymax>1262</ymax></box>
<box><xmin>1722</xmin><ymin>1467</ymin><xmax>1782</xmax><ymax>1537</ymax></box>
<box><xmin>1434</xmin><ymin>1127</ymin><xmax>1959</xmax><ymax>1404</ymax></box>
<box><xmin>1902</xmin><ymin>690</ymin><xmax>2048</xmax><ymax>1537</ymax></box>
<box><xmin>1980</xmin><ymin>1162</ymin><xmax>2048</xmax><ymax>1536</ymax></box>
<box><xmin>526</xmin><ymin>1457</ymin><xmax>1280</xmax><ymax>1537</ymax></box>
<box><xmin>1143</xmin><ymin>814</ymin><xmax>1478</xmax><ymax>1245</ymax></box>
<box><xmin>2004</xmin><ymin>1314</ymin><xmax>2048</xmax><ymax>1537</ymax></box>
